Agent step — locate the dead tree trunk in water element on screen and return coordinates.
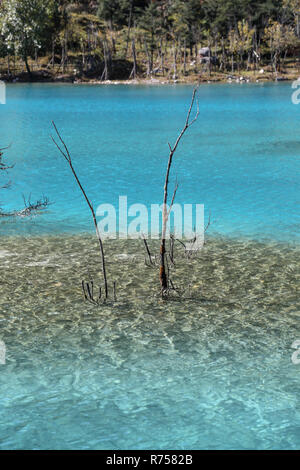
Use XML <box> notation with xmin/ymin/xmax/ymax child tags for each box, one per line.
<box><xmin>51</xmin><ymin>122</ymin><xmax>108</xmax><ymax>300</ymax></box>
<box><xmin>159</xmin><ymin>88</ymin><xmax>199</xmax><ymax>296</ymax></box>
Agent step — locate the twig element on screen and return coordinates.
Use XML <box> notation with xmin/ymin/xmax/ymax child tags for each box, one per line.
<box><xmin>169</xmin><ymin>234</ymin><xmax>175</xmax><ymax>265</ymax></box>
<box><xmin>142</xmin><ymin>233</ymin><xmax>154</xmax><ymax>266</ymax></box>
<box><xmin>0</xmin><ymin>145</ymin><xmax>14</xmax><ymax>171</ymax></box>
<box><xmin>205</xmin><ymin>210</ymin><xmax>211</xmax><ymax>233</ymax></box>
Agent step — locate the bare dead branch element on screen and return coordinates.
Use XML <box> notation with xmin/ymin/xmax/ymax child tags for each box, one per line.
<box><xmin>169</xmin><ymin>234</ymin><xmax>175</xmax><ymax>265</ymax></box>
<box><xmin>82</xmin><ymin>280</ymin><xmax>103</xmax><ymax>305</ymax></box>
<box><xmin>142</xmin><ymin>233</ymin><xmax>155</xmax><ymax>266</ymax></box>
<box><xmin>51</xmin><ymin>122</ymin><xmax>72</xmax><ymax>162</ymax></box>
<box><xmin>0</xmin><ymin>145</ymin><xmax>14</xmax><ymax>172</ymax></box>
<box><xmin>51</xmin><ymin>121</ymin><xmax>108</xmax><ymax>299</ymax></box>
<box><xmin>0</xmin><ymin>145</ymin><xmax>50</xmax><ymax>218</ymax></box>
<box><xmin>205</xmin><ymin>210</ymin><xmax>211</xmax><ymax>233</ymax></box>
<box><xmin>159</xmin><ymin>87</ymin><xmax>199</xmax><ymax>295</ymax></box>
<box><xmin>167</xmin><ymin>180</ymin><xmax>179</xmax><ymax>220</ymax></box>
<box><xmin>175</xmin><ymin>238</ymin><xmax>186</xmax><ymax>249</ymax></box>
<box><xmin>0</xmin><ymin>196</ymin><xmax>50</xmax><ymax>218</ymax></box>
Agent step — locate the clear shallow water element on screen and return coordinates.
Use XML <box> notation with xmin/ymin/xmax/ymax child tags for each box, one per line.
<box><xmin>0</xmin><ymin>236</ymin><xmax>299</xmax><ymax>450</ymax></box>
<box><xmin>0</xmin><ymin>84</ymin><xmax>299</xmax><ymax>450</ymax></box>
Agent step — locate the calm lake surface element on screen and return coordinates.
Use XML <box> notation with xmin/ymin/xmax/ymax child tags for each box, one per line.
<box><xmin>0</xmin><ymin>83</ymin><xmax>299</xmax><ymax>450</ymax></box>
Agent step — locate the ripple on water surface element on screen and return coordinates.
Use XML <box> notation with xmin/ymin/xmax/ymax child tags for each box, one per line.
<box><xmin>0</xmin><ymin>234</ymin><xmax>299</xmax><ymax>449</ymax></box>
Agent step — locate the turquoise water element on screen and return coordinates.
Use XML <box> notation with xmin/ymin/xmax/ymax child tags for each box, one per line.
<box><xmin>0</xmin><ymin>83</ymin><xmax>299</xmax><ymax>240</ymax></box>
<box><xmin>0</xmin><ymin>83</ymin><xmax>299</xmax><ymax>450</ymax></box>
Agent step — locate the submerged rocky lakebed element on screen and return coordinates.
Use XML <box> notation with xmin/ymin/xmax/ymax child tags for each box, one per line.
<box><xmin>0</xmin><ymin>234</ymin><xmax>299</xmax><ymax>449</ymax></box>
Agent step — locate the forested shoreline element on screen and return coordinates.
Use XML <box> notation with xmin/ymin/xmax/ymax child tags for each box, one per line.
<box><xmin>0</xmin><ymin>0</ymin><xmax>300</xmax><ymax>83</ymax></box>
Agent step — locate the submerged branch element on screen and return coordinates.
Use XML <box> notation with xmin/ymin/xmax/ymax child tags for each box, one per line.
<box><xmin>1</xmin><ymin>145</ymin><xmax>50</xmax><ymax>218</ymax></box>
<box><xmin>0</xmin><ymin>196</ymin><xmax>50</xmax><ymax>218</ymax></box>
<box><xmin>0</xmin><ymin>145</ymin><xmax>14</xmax><ymax>173</ymax></box>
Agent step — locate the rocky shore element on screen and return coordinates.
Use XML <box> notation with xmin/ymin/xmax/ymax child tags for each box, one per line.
<box><xmin>1</xmin><ymin>68</ymin><xmax>299</xmax><ymax>86</ymax></box>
